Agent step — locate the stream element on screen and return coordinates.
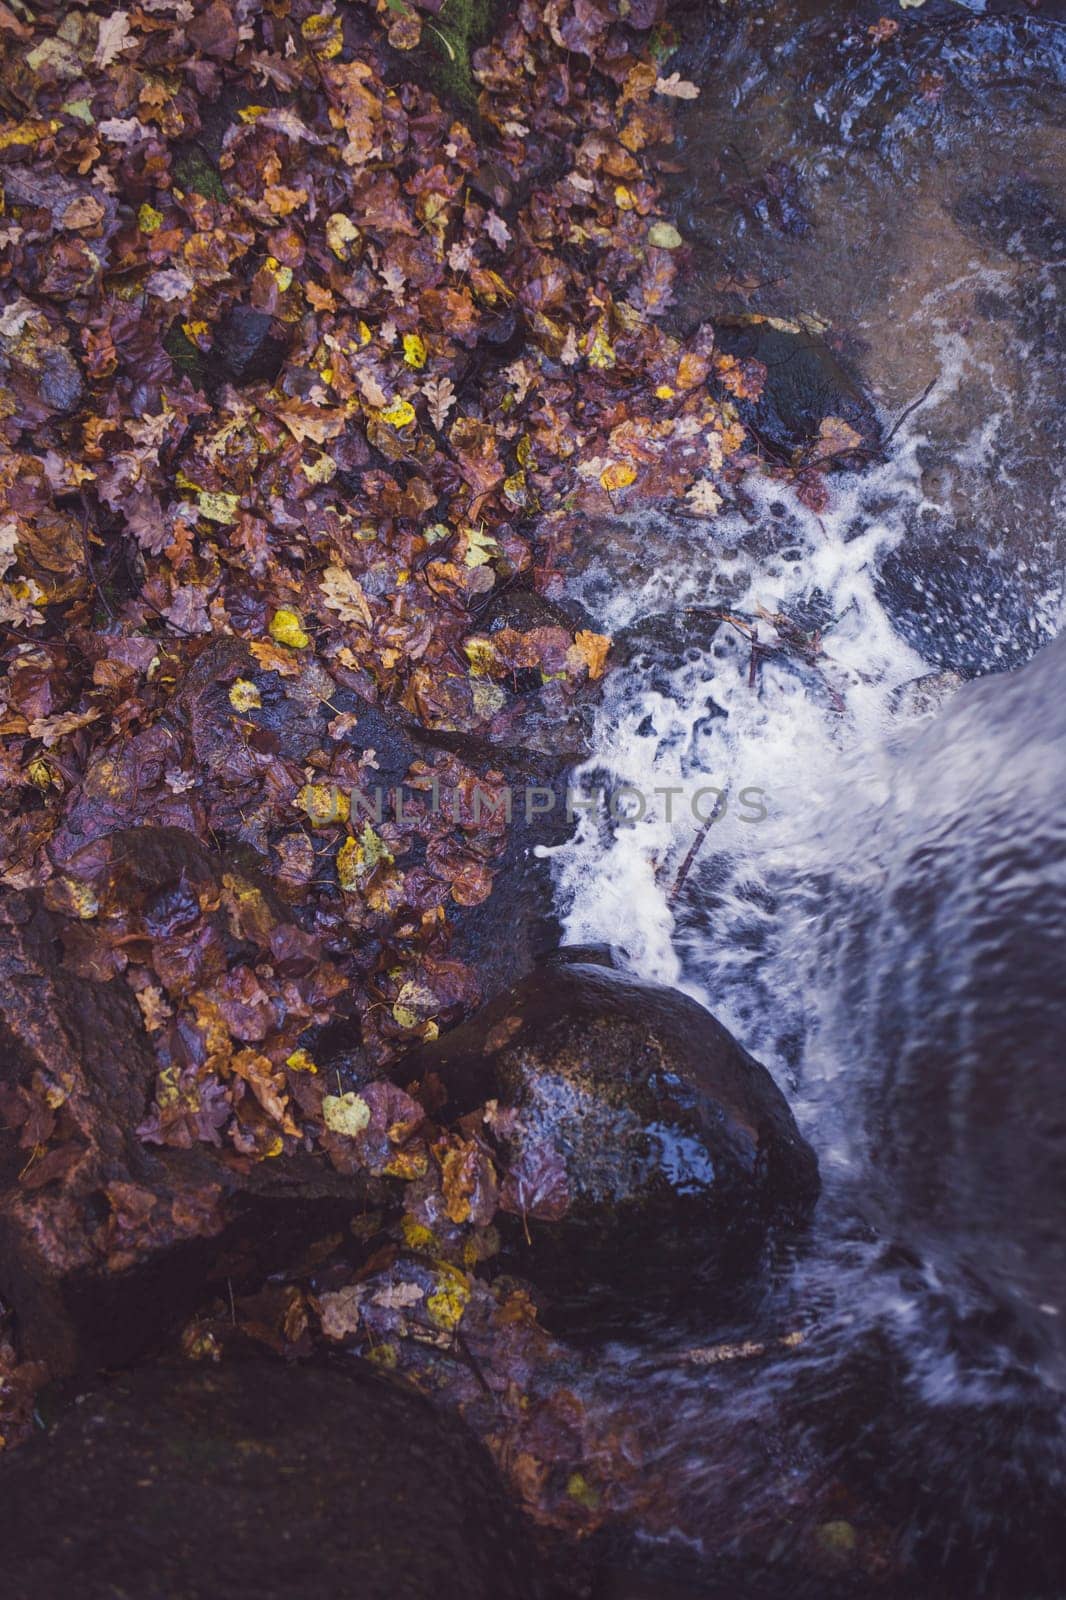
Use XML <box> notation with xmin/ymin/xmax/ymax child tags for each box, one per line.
<box><xmin>542</xmin><ymin>4</ymin><xmax>1066</xmax><ymax>1594</ymax></box>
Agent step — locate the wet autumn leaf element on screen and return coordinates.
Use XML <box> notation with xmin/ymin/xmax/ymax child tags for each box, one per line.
<box><xmin>323</xmin><ymin>1092</ymin><xmax>372</xmax><ymax>1139</ymax></box>
<box><xmin>269</xmin><ymin>609</ymin><xmax>310</xmax><ymax>649</ymax></box>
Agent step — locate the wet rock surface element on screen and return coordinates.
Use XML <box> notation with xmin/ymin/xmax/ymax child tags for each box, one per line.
<box><xmin>0</xmin><ymin>1359</ymin><xmax>546</xmax><ymax>1600</ymax></box>
<box><xmin>667</xmin><ymin>0</ymin><xmax>1065</xmax><ymax>629</ymax></box>
<box><xmin>401</xmin><ymin>961</ymin><xmax>819</xmax><ymax>1323</ymax></box>
<box><xmin>714</xmin><ymin>322</ymin><xmax>879</xmax><ymax>460</ymax></box>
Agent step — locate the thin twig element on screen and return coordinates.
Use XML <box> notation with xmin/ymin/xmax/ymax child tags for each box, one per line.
<box><xmin>885</xmin><ymin>376</ymin><xmax>936</xmax><ymax>446</ymax></box>
<box><xmin>669</xmin><ymin>787</ymin><xmax>727</xmax><ymax>904</ymax></box>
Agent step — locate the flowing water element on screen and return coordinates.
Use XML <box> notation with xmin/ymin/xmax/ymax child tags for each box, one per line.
<box><xmin>541</xmin><ymin>5</ymin><xmax>1066</xmax><ymax>1594</ymax></box>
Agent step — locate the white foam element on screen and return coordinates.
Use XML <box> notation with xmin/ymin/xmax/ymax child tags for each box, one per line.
<box><xmin>543</xmin><ymin>324</ymin><xmax>1062</xmax><ymax>1093</ymax></box>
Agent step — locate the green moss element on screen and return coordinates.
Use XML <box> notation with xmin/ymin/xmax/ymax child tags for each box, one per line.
<box><xmin>164</xmin><ymin>322</ymin><xmax>208</xmax><ymax>389</ymax></box>
<box><xmin>393</xmin><ymin>0</ymin><xmax>495</xmax><ymax>109</ymax></box>
<box><xmin>172</xmin><ymin>146</ymin><xmax>227</xmax><ymax>202</ymax></box>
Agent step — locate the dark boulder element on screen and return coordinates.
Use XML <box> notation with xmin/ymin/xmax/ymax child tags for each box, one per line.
<box><xmin>0</xmin><ymin>1358</ymin><xmax>546</xmax><ymax>1600</ymax></box>
<box><xmin>399</xmin><ymin>962</ymin><xmax>819</xmax><ymax>1322</ymax></box>
<box><xmin>715</xmin><ymin>321</ymin><xmax>879</xmax><ymax>461</ymax></box>
<box><xmin>875</xmin><ymin>527</ymin><xmax>1057</xmax><ymax>676</ymax></box>
<box><xmin>953</xmin><ymin>179</ymin><xmax>1064</xmax><ymax>265</ymax></box>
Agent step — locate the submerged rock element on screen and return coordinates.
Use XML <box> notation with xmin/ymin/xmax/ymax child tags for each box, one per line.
<box><xmin>0</xmin><ymin>1359</ymin><xmax>545</xmax><ymax>1600</ymax></box>
<box><xmin>715</xmin><ymin>321</ymin><xmax>879</xmax><ymax>460</ymax></box>
<box><xmin>400</xmin><ymin>961</ymin><xmax>819</xmax><ymax>1321</ymax></box>
<box><xmin>875</xmin><ymin>529</ymin><xmax>1054</xmax><ymax>676</ymax></box>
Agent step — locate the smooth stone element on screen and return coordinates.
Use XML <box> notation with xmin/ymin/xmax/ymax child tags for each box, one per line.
<box><xmin>399</xmin><ymin>961</ymin><xmax>819</xmax><ymax>1323</ymax></box>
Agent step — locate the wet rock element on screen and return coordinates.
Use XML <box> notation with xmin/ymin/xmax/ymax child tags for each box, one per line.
<box><xmin>0</xmin><ymin>1358</ymin><xmax>545</xmax><ymax>1600</ymax></box>
<box><xmin>887</xmin><ymin>669</ymin><xmax>964</xmax><ymax>723</ymax></box>
<box><xmin>401</xmin><ymin>962</ymin><xmax>819</xmax><ymax>1322</ymax></box>
<box><xmin>37</xmin><ymin>344</ymin><xmax>85</xmax><ymax>413</ymax></box>
<box><xmin>954</xmin><ymin>179</ymin><xmax>1064</xmax><ymax>265</ymax></box>
<box><xmin>0</xmin><ymin>296</ymin><xmax>86</xmax><ymax>419</ymax></box>
<box><xmin>441</xmin><ymin>766</ymin><xmax>570</xmax><ymax>999</ymax></box>
<box><xmin>715</xmin><ymin>321</ymin><xmax>880</xmax><ymax>461</ymax></box>
<box><xmin>215</xmin><ymin>305</ymin><xmax>288</xmax><ymax>386</ymax></box>
<box><xmin>875</xmin><ymin>529</ymin><xmax>1054</xmax><ymax>675</ymax></box>
<box><xmin>0</xmin><ymin>834</ymin><xmax>387</xmax><ymax>1377</ymax></box>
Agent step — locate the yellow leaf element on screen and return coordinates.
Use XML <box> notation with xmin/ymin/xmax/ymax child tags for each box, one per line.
<box><xmin>301</xmin><ymin>12</ymin><xmax>343</xmax><ymax>55</ymax></box>
<box><xmin>300</xmin><ymin>452</ymin><xmax>337</xmax><ymax>485</ymax></box>
<box><xmin>337</xmin><ymin>824</ymin><xmax>392</xmax><ymax>889</ymax></box>
<box><xmin>228</xmin><ymin>678</ymin><xmax>262</xmax><ymax>712</ymax></box>
<box><xmin>63</xmin><ymin>879</ymin><xmax>99</xmax><ymax>921</ymax></box>
<box><xmin>686</xmin><ymin>479</ymin><xmax>723</xmax><ymax>517</ymax></box>
<box><xmin>266</xmin><ymin>186</ymin><xmax>309</xmax><ymax>219</ymax></box>
<box><xmin>269</xmin><ymin>607</ymin><xmax>310</xmax><ymax>649</ymax></box>
<box><xmin>463</xmin><ymin>637</ymin><xmax>497</xmax><ymax>676</ymax></box>
<box><xmin>586</xmin><ymin>320</ymin><xmax>616</xmax><ymax>370</ymax></box>
<box><xmin>326</xmin><ymin>213</ymin><xmax>359</xmax><ymax>261</ymax></box>
<box><xmin>285</xmin><ymin>1049</ymin><xmax>318</xmax><ymax>1074</ymax></box>
<box><xmin>600</xmin><ymin>461</ymin><xmax>637</xmax><ymax>492</ymax></box>
<box><xmin>336</xmin><ymin>834</ymin><xmax>363</xmax><ymax>891</ymax></box>
<box><xmin>297</xmin><ymin>783</ymin><xmax>349</xmax><ymax>825</ymax></box>
<box><xmin>379</xmin><ymin>396</ymin><xmax>416</xmax><ymax>428</ymax></box>
<box><xmin>393</xmin><ymin>980</ymin><xmax>437</xmax><ymax>1025</ymax></box>
<box><xmin>197</xmin><ymin>490</ymin><xmax>239</xmax><ymax>524</ymax></box>
<box><xmin>138</xmin><ymin>203</ymin><xmax>164</xmax><ymax>234</ymax></box>
<box><xmin>0</xmin><ymin>120</ymin><xmax>59</xmax><ymax>153</ymax></box>
<box><xmin>402</xmin><ymin>332</ymin><xmax>427</xmax><ymax>369</ymax></box>
<box><xmin>463</xmin><ymin>524</ymin><xmax>498</xmax><ymax>567</ymax></box>
<box><xmin>320</xmin><ymin>563</ymin><xmax>372</xmax><ymax>626</ymax></box>
<box><xmin>25</xmin><ymin>758</ymin><xmax>55</xmax><ymax>791</ymax></box>
<box><xmin>648</xmin><ymin>222</ymin><xmax>683</xmax><ymax>249</ymax></box>
<box><xmin>569</xmin><ymin>629</ymin><xmax>611</xmax><ymax>680</ymax></box>
<box><xmin>265</xmin><ymin>255</ymin><xmax>293</xmax><ymax>291</ymax></box>
<box><xmin>323</xmin><ymin>1091</ymin><xmax>371</xmax><ymax>1137</ymax></box>
<box><xmin>566</xmin><ymin>1472</ymin><xmax>601</xmax><ymax>1510</ymax></box>
<box><xmin>655</xmin><ymin>73</ymin><xmax>700</xmax><ymax>100</ymax></box>
<box><xmin>676</xmin><ymin>351</ymin><xmax>710</xmax><ymax>390</ymax></box>
<box><xmin>401</xmin><ymin>1217</ymin><xmax>437</xmax><ymax>1250</ymax></box>
<box><xmin>426</xmin><ymin>1269</ymin><xmax>470</xmax><ymax>1331</ymax></box>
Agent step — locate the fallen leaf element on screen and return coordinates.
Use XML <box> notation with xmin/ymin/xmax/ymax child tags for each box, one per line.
<box><xmin>94</xmin><ymin>11</ymin><xmax>135</xmax><ymax>69</ymax></box>
<box><xmin>321</xmin><ymin>565</ymin><xmax>372</xmax><ymax>627</ymax></box>
<box><xmin>269</xmin><ymin>608</ymin><xmax>310</xmax><ymax>649</ymax></box>
<box><xmin>655</xmin><ymin>73</ymin><xmax>700</xmax><ymax>100</ymax></box>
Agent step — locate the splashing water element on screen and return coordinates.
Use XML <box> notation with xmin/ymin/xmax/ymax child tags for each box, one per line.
<box><xmin>547</xmin><ymin>324</ymin><xmax>1061</xmax><ymax>1072</ymax></box>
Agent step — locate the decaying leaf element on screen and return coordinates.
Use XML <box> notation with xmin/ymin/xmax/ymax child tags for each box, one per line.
<box><xmin>320</xmin><ymin>565</ymin><xmax>372</xmax><ymax>627</ymax></box>
<box><xmin>322</xmin><ymin>1092</ymin><xmax>372</xmax><ymax>1138</ymax></box>
<box><xmin>655</xmin><ymin>73</ymin><xmax>700</xmax><ymax>100</ymax></box>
